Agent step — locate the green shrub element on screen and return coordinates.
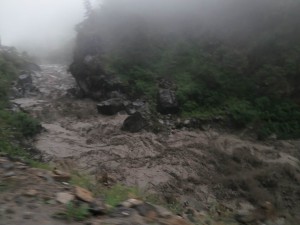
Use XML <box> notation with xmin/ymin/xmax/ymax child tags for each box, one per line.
<box><xmin>61</xmin><ymin>202</ymin><xmax>90</xmax><ymax>221</ymax></box>
<box><xmin>9</xmin><ymin>112</ymin><xmax>41</xmax><ymax>137</ymax></box>
<box><xmin>0</xmin><ymin>50</ymin><xmax>41</xmax><ymax>159</ymax></box>
<box><xmin>103</xmin><ymin>184</ymin><xmax>139</xmax><ymax>207</ymax></box>
<box><xmin>227</xmin><ymin>99</ymin><xmax>258</xmax><ymax>128</ymax></box>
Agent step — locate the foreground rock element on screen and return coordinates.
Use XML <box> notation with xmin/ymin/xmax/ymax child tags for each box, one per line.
<box><xmin>157</xmin><ymin>88</ymin><xmax>179</xmax><ymax>115</ymax></box>
<box><xmin>69</xmin><ymin>54</ymin><xmax>125</xmax><ymax>100</ymax></box>
<box><xmin>75</xmin><ymin>186</ymin><xmax>94</xmax><ymax>203</ymax></box>
<box><xmin>122</xmin><ymin>112</ymin><xmax>148</xmax><ymax>132</ymax></box>
<box><xmin>10</xmin><ymin>71</ymin><xmax>39</xmax><ymax>99</ymax></box>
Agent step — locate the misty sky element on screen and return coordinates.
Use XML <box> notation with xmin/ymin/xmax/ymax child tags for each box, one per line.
<box><xmin>0</xmin><ymin>0</ymin><xmax>99</xmax><ymax>51</ymax></box>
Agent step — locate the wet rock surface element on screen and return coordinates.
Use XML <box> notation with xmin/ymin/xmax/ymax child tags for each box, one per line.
<box><xmin>122</xmin><ymin>112</ymin><xmax>149</xmax><ymax>132</ymax></box>
<box><xmin>69</xmin><ymin>54</ymin><xmax>124</xmax><ymax>101</ymax></box>
<box><xmin>157</xmin><ymin>89</ymin><xmax>179</xmax><ymax>115</ymax></box>
<box><xmin>7</xmin><ymin>64</ymin><xmax>300</xmax><ymax>224</ymax></box>
<box><xmin>157</xmin><ymin>79</ymin><xmax>179</xmax><ymax>115</ymax></box>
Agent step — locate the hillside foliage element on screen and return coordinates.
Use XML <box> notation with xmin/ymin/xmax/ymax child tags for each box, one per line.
<box><xmin>75</xmin><ymin>0</ymin><xmax>300</xmax><ymax>139</ymax></box>
<box><xmin>0</xmin><ymin>48</ymin><xmax>40</xmax><ymax>158</ymax></box>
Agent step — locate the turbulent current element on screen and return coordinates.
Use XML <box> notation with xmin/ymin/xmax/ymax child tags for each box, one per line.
<box><xmin>12</xmin><ymin>64</ymin><xmax>300</xmax><ymax>213</ymax></box>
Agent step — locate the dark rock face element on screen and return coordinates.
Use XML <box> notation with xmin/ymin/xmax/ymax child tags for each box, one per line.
<box><xmin>69</xmin><ymin>51</ymin><xmax>124</xmax><ymax>101</ymax></box>
<box><xmin>14</xmin><ymin>73</ymin><xmax>38</xmax><ymax>97</ymax></box>
<box><xmin>157</xmin><ymin>88</ymin><xmax>179</xmax><ymax>115</ymax></box>
<box><xmin>122</xmin><ymin>112</ymin><xmax>148</xmax><ymax>133</ymax></box>
<box><xmin>97</xmin><ymin>98</ymin><xmax>130</xmax><ymax>115</ymax></box>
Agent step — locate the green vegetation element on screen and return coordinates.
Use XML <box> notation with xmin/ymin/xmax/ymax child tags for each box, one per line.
<box><xmin>97</xmin><ymin>183</ymin><xmax>183</xmax><ymax>214</ymax></box>
<box><xmin>55</xmin><ymin>202</ymin><xmax>90</xmax><ymax>221</ymax></box>
<box><xmin>77</xmin><ymin>0</ymin><xmax>300</xmax><ymax>139</ymax></box>
<box><xmin>70</xmin><ymin>171</ymin><xmax>94</xmax><ymax>189</ymax></box>
<box><xmin>106</xmin><ymin>40</ymin><xmax>300</xmax><ymax>139</ymax></box>
<box><xmin>0</xmin><ymin>49</ymin><xmax>41</xmax><ymax>159</ymax></box>
<box><xmin>102</xmin><ymin>184</ymin><xmax>139</xmax><ymax>207</ymax></box>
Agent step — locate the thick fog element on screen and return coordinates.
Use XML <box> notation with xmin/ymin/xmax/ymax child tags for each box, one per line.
<box><xmin>0</xmin><ymin>0</ymin><xmax>297</xmax><ymax>62</ymax></box>
<box><xmin>0</xmin><ymin>0</ymin><xmax>99</xmax><ymax>61</ymax></box>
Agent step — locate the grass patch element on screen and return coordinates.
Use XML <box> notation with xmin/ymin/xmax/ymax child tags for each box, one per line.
<box><xmin>102</xmin><ymin>184</ymin><xmax>140</xmax><ymax>207</ymax></box>
<box><xmin>55</xmin><ymin>202</ymin><xmax>90</xmax><ymax>222</ymax></box>
<box><xmin>28</xmin><ymin>160</ymin><xmax>52</xmax><ymax>170</ymax></box>
<box><xmin>70</xmin><ymin>171</ymin><xmax>94</xmax><ymax>190</ymax></box>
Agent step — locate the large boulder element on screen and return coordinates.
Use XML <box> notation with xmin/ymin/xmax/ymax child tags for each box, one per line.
<box><xmin>15</xmin><ymin>73</ymin><xmax>38</xmax><ymax>97</ymax></box>
<box><xmin>97</xmin><ymin>98</ymin><xmax>130</xmax><ymax>115</ymax></box>
<box><xmin>70</xmin><ymin>54</ymin><xmax>125</xmax><ymax>101</ymax></box>
<box><xmin>157</xmin><ymin>88</ymin><xmax>179</xmax><ymax>115</ymax></box>
<box><xmin>121</xmin><ymin>112</ymin><xmax>148</xmax><ymax>133</ymax></box>
<box><xmin>18</xmin><ymin>73</ymin><xmax>32</xmax><ymax>86</ymax></box>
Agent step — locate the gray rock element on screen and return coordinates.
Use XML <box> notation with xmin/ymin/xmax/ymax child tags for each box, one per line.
<box><xmin>120</xmin><ymin>199</ymin><xmax>143</xmax><ymax>208</ymax></box>
<box><xmin>125</xmin><ymin>100</ymin><xmax>147</xmax><ymax>115</ymax></box>
<box><xmin>97</xmin><ymin>98</ymin><xmax>130</xmax><ymax>115</ymax></box>
<box><xmin>56</xmin><ymin>192</ymin><xmax>74</xmax><ymax>204</ymax></box>
<box><xmin>70</xmin><ymin>55</ymin><xmax>125</xmax><ymax>101</ymax></box>
<box><xmin>157</xmin><ymin>88</ymin><xmax>179</xmax><ymax>115</ymax></box>
<box><xmin>122</xmin><ymin>112</ymin><xmax>148</xmax><ymax>133</ymax></box>
<box><xmin>110</xmin><ymin>206</ymin><xmax>135</xmax><ymax>218</ymax></box>
<box><xmin>134</xmin><ymin>203</ymin><xmax>158</xmax><ymax>217</ymax></box>
<box><xmin>153</xmin><ymin>205</ymin><xmax>173</xmax><ymax>218</ymax></box>
<box><xmin>89</xmin><ymin>198</ymin><xmax>107</xmax><ymax>215</ymax></box>
<box><xmin>16</xmin><ymin>73</ymin><xmax>38</xmax><ymax>96</ymax></box>
<box><xmin>235</xmin><ymin>210</ymin><xmax>256</xmax><ymax>223</ymax></box>
<box><xmin>18</xmin><ymin>73</ymin><xmax>32</xmax><ymax>86</ymax></box>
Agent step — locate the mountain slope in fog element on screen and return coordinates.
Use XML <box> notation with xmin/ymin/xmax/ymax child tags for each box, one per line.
<box><xmin>70</xmin><ymin>0</ymin><xmax>300</xmax><ymax>139</ymax></box>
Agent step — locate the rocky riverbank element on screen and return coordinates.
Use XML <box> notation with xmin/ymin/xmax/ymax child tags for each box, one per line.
<box><xmin>8</xmin><ymin>64</ymin><xmax>300</xmax><ymax>224</ymax></box>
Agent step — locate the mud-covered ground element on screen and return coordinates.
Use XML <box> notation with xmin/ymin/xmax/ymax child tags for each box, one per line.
<box><xmin>12</xmin><ymin>65</ymin><xmax>300</xmax><ymax>222</ymax></box>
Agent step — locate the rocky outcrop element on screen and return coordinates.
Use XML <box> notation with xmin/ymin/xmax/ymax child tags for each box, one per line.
<box><xmin>69</xmin><ymin>54</ymin><xmax>125</xmax><ymax>101</ymax></box>
<box><xmin>11</xmin><ymin>72</ymin><xmax>39</xmax><ymax>98</ymax></box>
<box><xmin>157</xmin><ymin>79</ymin><xmax>179</xmax><ymax>115</ymax></box>
<box><xmin>157</xmin><ymin>88</ymin><xmax>179</xmax><ymax>115</ymax></box>
<box><xmin>122</xmin><ymin>112</ymin><xmax>148</xmax><ymax>132</ymax></box>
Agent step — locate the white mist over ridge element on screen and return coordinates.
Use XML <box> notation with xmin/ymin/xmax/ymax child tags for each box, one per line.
<box><xmin>0</xmin><ymin>0</ymin><xmax>99</xmax><ymax>59</ymax></box>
